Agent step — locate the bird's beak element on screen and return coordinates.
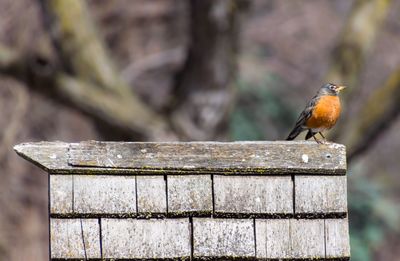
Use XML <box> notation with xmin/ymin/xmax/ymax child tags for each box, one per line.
<box><xmin>336</xmin><ymin>85</ymin><xmax>346</xmax><ymax>92</ymax></box>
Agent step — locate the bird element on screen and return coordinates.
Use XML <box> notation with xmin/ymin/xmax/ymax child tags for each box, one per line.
<box><xmin>286</xmin><ymin>83</ymin><xmax>346</xmax><ymax>143</ymax></box>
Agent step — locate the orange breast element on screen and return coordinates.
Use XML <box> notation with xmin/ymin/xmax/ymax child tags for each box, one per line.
<box><xmin>306</xmin><ymin>95</ymin><xmax>341</xmax><ymax>130</ymax></box>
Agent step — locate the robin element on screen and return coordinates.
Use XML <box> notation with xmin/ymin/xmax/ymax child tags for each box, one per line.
<box><xmin>286</xmin><ymin>83</ymin><xmax>346</xmax><ymax>143</ymax></box>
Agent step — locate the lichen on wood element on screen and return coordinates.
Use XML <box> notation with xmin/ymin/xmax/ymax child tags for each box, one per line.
<box><xmin>14</xmin><ymin>140</ymin><xmax>350</xmax><ymax>260</ymax></box>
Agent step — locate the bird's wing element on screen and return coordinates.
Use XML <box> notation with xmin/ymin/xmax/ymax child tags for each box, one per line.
<box><xmin>292</xmin><ymin>94</ymin><xmax>319</xmax><ymax>129</ymax></box>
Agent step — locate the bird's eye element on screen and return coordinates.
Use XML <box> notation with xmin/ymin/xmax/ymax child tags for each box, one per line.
<box><xmin>329</xmin><ymin>85</ymin><xmax>335</xmax><ymax>90</ymax></box>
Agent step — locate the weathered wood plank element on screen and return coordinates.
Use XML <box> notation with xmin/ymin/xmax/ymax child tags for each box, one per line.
<box><xmin>192</xmin><ymin>218</ymin><xmax>255</xmax><ymax>258</ymax></box>
<box><xmin>69</xmin><ymin>141</ymin><xmax>346</xmax><ymax>174</ymax></box>
<box><xmin>256</xmin><ymin>219</ymin><xmax>348</xmax><ymax>259</ymax></box>
<box><xmin>74</xmin><ymin>175</ymin><xmax>136</xmax><ymax>214</ymax></box>
<box><xmin>14</xmin><ymin>141</ymin><xmax>347</xmax><ymax>174</ymax></box>
<box><xmin>16</xmin><ymin>141</ymin><xmax>350</xmax><ymax>260</ymax></box>
<box><xmin>137</xmin><ymin>176</ymin><xmax>167</xmax><ymax>214</ymax></box>
<box><xmin>101</xmin><ymin>218</ymin><xmax>191</xmax><ymax>259</ymax></box>
<box><xmin>214</xmin><ymin>176</ymin><xmax>293</xmax><ymax>215</ymax></box>
<box><xmin>295</xmin><ymin>176</ymin><xmax>347</xmax><ymax>215</ymax></box>
<box><xmin>291</xmin><ymin>219</ymin><xmax>325</xmax><ymax>258</ymax></box>
<box><xmin>50</xmin><ymin>175</ymin><xmax>73</xmax><ymax>214</ymax></box>
<box><xmin>325</xmin><ymin>218</ymin><xmax>351</xmax><ymax>258</ymax></box>
<box><xmin>14</xmin><ymin>142</ymin><xmax>71</xmax><ymax>173</ymax></box>
<box><xmin>167</xmin><ymin>175</ymin><xmax>212</xmax><ymax>215</ymax></box>
<box><xmin>50</xmin><ymin>218</ymin><xmax>101</xmax><ymax>259</ymax></box>
<box><xmin>256</xmin><ymin>219</ymin><xmax>291</xmax><ymax>259</ymax></box>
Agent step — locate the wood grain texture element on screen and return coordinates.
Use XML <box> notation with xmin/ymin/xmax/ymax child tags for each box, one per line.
<box><xmin>50</xmin><ymin>175</ymin><xmax>73</xmax><ymax>214</ymax></box>
<box><xmin>214</xmin><ymin>175</ymin><xmax>293</xmax><ymax>215</ymax></box>
<box><xmin>295</xmin><ymin>176</ymin><xmax>347</xmax><ymax>215</ymax></box>
<box><xmin>256</xmin><ymin>219</ymin><xmax>291</xmax><ymax>259</ymax></box>
<box><xmin>256</xmin><ymin>218</ymin><xmax>349</xmax><ymax>259</ymax></box>
<box><xmin>291</xmin><ymin>219</ymin><xmax>325</xmax><ymax>258</ymax></box>
<box><xmin>15</xmin><ymin>141</ymin><xmax>351</xmax><ymax>260</ymax></box>
<box><xmin>167</xmin><ymin>175</ymin><xmax>212</xmax><ymax>215</ymax></box>
<box><xmin>193</xmin><ymin>218</ymin><xmax>255</xmax><ymax>258</ymax></box>
<box><xmin>325</xmin><ymin>218</ymin><xmax>351</xmax><ymax>258</ymax></box>
<box><xmin>14</xmin><ymin>142</ymin><xmax>71</xmax><ymax>173</ymax></box>
<box><xmin>101</xmin><ymin>218</ymin><xmax>191</xmax><ymax>259</ymax></box>
<box><xmin>74</xmin><ymin>175</ymin><xmax>136</xmax><ymax>214</ymax></box>
<box><xmin>14</xmin><ymin>141</ymin><xmax>347</xmax><ymax>174</ymax></box>
<box><xmin>137</xmin><ymin>176</ymin><xmax>167</xmax><ymax>214</ymax></box>
<box><xmin>50</xmin><ymin>218</ymin><xmax>100</xmax><ymax>259</ymax></box>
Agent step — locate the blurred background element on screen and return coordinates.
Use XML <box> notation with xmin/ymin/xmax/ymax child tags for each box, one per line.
<box><xmin>0</xmin><ymin>0</ymin><xmax>399</xmax><ymax>260</ymax></box>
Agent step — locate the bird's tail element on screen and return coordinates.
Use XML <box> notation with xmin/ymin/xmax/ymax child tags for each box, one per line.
<box><xmin>286</xmin><ymin>126</ymin><xmax>303</xmax><ymax>140</ymax></box>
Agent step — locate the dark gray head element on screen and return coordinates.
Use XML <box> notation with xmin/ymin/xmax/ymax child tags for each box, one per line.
<box><xmin>318</xmin><ymin>83</ymin><xmax>346</xmax><ymax>96</ymax></box>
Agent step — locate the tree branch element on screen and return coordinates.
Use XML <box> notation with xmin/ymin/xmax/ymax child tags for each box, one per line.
<box><xmin>345</xmin><ymin>68</ymin><xmax>400</xmax><ymax>162</ymax></box>
<box><xmin>0</xmin><ymin>44</ymin><xmax>174</xmax><ymax>141</ymax></box>
<box><xmin>38</xmin><ymin>0</ymin><xmax>123</xmax><ymax>92</ymax></box>
<box><xmin>32</xmin><ymin>0</ymin><xmax>174</xmax><ymax>140</ymax></box>
<box><xmin>326</xmin><ymin>0</ymin><xmax>392</xmax><ymax>141</ymax></box>
<box><xmin>326</xmin><ymin>0</ymin><xmax>391</xmax><ymax>90</ymax></box>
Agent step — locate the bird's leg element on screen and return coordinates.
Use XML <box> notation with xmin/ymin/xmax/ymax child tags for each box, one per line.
<box><xmin>319</xmin><ymin>132</ymin><xmax>327</xmax><ymax>143</ymax></box>
<box><xmin>313</xmin><ymin>134</ymin><xmax>323</xmax><ymax>144</ymax></box>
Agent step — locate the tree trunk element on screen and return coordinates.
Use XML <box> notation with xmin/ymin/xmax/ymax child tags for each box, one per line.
<box><xmin>326</xmin><ymin>0</ymin><xmax>391</xmax><ymax>91</ymax></box>
<box><xmin>0</xmin><ymin>0</ymin><xmax>243</xmax><ymax>142</ymax></box>
<box><xmin>171</xmin><ymin>0</ymin><xmax>244</xmax><ymax>140</ymax></box>
<box><xmin>326</xmin><ymin>0</ymin><xmax>392</xmax><ymax>141</ymax></box>
<box><xmin>344</xmin><ymin>68</ymin><xmax>400</xmax><ymax>161</ymax></box>
<box><xmin>37</xmin><ymin>0</ymin><xmax>173</xmax><ymax>140</ymax></box>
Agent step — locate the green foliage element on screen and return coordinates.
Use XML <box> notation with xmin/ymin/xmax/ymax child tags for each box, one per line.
<box><xmin>229</xmin><ymin>74</ymin><xmax>297</xmax><ymax>140</ymax></box>
<box><xmin>348</xmin><ymin>169</ymin><xmax>400</xmax><ymax>261</ymax></box>
<box><xmin>230</xmin><ymin>108</ymin><xmax>263</xmax><ymax>140</ymax></box>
